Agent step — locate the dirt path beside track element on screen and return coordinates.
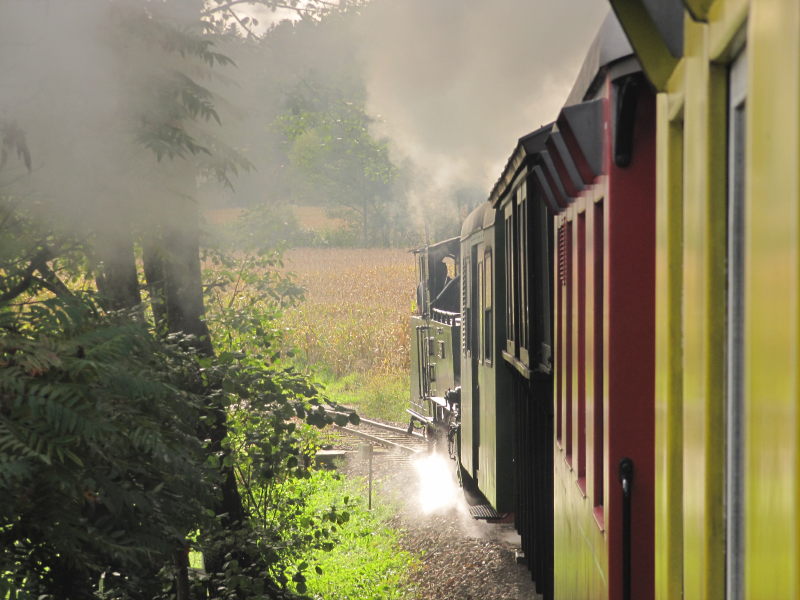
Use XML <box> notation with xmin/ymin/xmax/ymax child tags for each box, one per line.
<box><xmin>332</xmin><ymin>434</ymin><xmax>541</xmax><ymax>600</ymax></box>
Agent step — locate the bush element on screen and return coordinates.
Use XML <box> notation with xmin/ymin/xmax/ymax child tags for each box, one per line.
<box><xmin>281</xmin><ymin>470</ymin><xmax>416</xmax><ymax>600</ymax></box>
<box><xmin>0</xmin><ymin>298</ymin><xmax>212</xmax><ymax>598</ymax></box>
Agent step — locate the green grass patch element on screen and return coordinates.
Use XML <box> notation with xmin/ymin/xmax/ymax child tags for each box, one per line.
<box><xmin>319</xmin><ymin>371</ymin><xmax>409</xmax><ymax>424</ymax></box>
<box><xmin>283</xmin><ymin>469</ymin><xmax>416</xmax><ymax>600</ymax></box>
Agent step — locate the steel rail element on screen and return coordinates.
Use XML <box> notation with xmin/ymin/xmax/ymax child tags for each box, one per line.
<box><xmin>355</xmin><ymin>416</ymin><xmax>427</xmax><ymax>440</ymax></box>
<box><xmin>325</xmin><ymin>408</ymin><xmax>427</xmax><ymax>440</ymax></box>
<box><xmin>331</xmin><ymin>423</ymin><xmax>423</xmax><ymax>455</ymax></box>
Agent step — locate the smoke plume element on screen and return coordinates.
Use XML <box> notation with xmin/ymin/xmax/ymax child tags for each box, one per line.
<box><xmin>353</xmin><ymin>0</ymin><xmax>608</xmax><ymax>218</ymax></box>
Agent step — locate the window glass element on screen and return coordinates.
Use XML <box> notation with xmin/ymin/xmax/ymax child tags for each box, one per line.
<box><xmin>726</xmin><ymin>49</ymin><xmax>747</xmax><ymax>600</ymax></box>
<box><xmin>518</xmin><ymin>188</ymin><xmax>529</xmax><ymax>359</ymax></box>
<box><xmin>505</xmin><ymin>212</ymin><xmax>515</xmax><ymax>352</ymax></box>
<box><xmin>484</xmin><ymin>250</ymin><xmax>493</xmax><ymax>363</ymax></box>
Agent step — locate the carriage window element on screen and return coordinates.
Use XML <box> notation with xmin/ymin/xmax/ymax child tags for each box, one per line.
<box><xmin>483</xmin><ymin>249</ymin><xmax>493</xmax><ymax>363</ymax></box>
<box><xmin>463</xmin><ymin>255</ymin><xmax>470</xmax><ymax>355</ymax></box>
<box><xmin>518</xmin><ymin>187</ymin><xmax>529</xmax><ymax>363</ymax></box>
<box><xmin>477</xmin><ymin>257</ymin><xmax>484</xmax><ymax>362</ymax></box>
<box><xmin>531</xmin><ymin>192</ymin><xmax>552</xmax><ymax>373</ymax></box>
<box><xmin>726</xmin><ymin>49</ymin><xmax>747</xmax><ymax>600</ymax></box>
<box><xmin>505</xmin><ymin>210</ymin><xmax>515</xmax><ymax>354</ymax></box>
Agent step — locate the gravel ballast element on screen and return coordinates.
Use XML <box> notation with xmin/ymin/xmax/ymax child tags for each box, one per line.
<box><xmin>333</xmin><ymin>437</ymin><xmax>541</xmax><ymax>600</ymax></box>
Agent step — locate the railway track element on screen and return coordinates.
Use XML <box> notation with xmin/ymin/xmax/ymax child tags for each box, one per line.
<box><xmin>330</xmin><ymin>414</ymin><xmax>430</xmax><ymax>459</ymax></box>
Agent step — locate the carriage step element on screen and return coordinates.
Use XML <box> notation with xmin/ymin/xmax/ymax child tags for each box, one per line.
<box><xmin>468</xmin><ymin>503</ymin><xmax>501</xmax><ymax>520</ymax></box>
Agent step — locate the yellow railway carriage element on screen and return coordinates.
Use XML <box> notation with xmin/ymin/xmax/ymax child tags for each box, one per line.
<box><xmin>608</xmin><ymin>1</ymin><xmax>799</xmax><ymax>599</ymax></box>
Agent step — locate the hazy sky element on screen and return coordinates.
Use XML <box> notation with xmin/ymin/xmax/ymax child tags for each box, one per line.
<box><xmin>243</xmin><ymin>0</ymin><xmax>609</xmax><ymax>194</ymax></box>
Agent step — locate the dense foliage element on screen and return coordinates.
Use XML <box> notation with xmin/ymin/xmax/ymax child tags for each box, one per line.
<box><xmin>0</xmin><ymin>299</ymin><xmax>211</xmax><ymax>598</ymax></box>
<box><xmin>0</xmin><ymin>2</ymin><xmax>365</xmax><ymax>599</ymax></box>
<box><xmin>280</xmin><ymin>470</ymin><xmax>415</xmax><ymax>600</ymax></box>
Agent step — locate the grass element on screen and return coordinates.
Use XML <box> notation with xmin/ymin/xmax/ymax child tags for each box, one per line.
<box><xmin>317</xmin><ymin>371</ymin><xmax>410</xmax><ymax>424</ymax></box>
<box><xmin>198</xmin><ymin>244</ymin><xmax>420</xmax><ymax>594</ymax></box>
<box><xmin>283</xmin><ymin>469</ymin><xmax>416</xmax><ymax>600</ymax></box>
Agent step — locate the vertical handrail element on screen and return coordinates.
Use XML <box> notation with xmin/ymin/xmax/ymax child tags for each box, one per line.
<box><xmin>619</xmin><ymin>457</ymin><xmax>634</xmax><ymax>600</ymax></box>
<box><xmin>416</xmin><ymin>326</ymin><xmax>424</xmax><ymax>402</ymax></box>
<box><xmin>415</xmin><ymin>325</ymin><xmax>430</xmax><ymax>406</ymax></box>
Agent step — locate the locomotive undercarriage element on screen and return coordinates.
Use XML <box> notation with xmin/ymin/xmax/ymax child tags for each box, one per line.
<box><xmin>406</xmin><ymin>387</ymin><xmax>461</xmax><ymax>456</ymax></box>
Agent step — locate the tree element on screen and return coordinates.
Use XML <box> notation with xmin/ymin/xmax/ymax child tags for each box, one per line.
<box><xmin>0</xmin><ymin>2</ymin><xmax>346</xmax><ymax>598</ymax></box>
<box><xmin>278</xmin><ymin>80</ymin><xmax>401</xmax><ymax>245</ymax></box>
<box><xmin>202</xmin><ymin>0</ymin><xmax>369</xmax><ymax>38</ymax></box>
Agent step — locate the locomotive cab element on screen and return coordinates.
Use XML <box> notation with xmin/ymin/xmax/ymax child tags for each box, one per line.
<box><xmin>408</xmin><ymin>237</ymin><xmax>461</xmax><ymax>442</ymax></box>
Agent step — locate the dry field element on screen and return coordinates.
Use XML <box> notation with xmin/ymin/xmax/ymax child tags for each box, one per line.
<box><xmin>280</xmin><ymin>248</ymin><xmax>416</xmax><ymax>377</ymax></box>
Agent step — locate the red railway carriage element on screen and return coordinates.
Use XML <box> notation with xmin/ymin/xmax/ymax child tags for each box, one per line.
<box><xmin>546</xmin><ymin>15</ymin><xmax>656</xmax><ymax>600</ymax></box>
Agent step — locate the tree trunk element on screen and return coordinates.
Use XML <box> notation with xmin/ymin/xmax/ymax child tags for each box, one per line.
<box><xmin>142</xmin><ymin>234</ymin><xmax>168</xmax><ymax>331</ymax></box>
<box><xmin>94</xmin><ymin>225</ymin><xmax>142</xmax><ymax>311</ymax></box>
<box><xmin>174</xmin><ymin>544</ymin><xmax>191</xmax><ymax>600</ymax></box>
<box><xmin>160</xmin><ymin>202</ymin><xmax>214</xmax><ymax>355</ymax></box>
<box><xmin>153</xmin><ymin>165</ymin><xmax>245</xmax><ymax>577</ymax></box>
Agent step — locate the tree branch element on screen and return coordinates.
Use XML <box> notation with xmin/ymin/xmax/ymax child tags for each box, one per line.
<box><xmin>32</xmin><ymin>263</ymin><xmax>75</xmax><ymax>301</ymax></box>
<box><xmin>203</xmin><ymin>0</ymin><xmax>317</xmax><ymax>16</ymax></box>
<box><xmin>0</xmin><ymin>248</ymin><xmax>51</xmax><ymax>304</ymax></box>
<box><xmin>227</xmin><ymin>7</ymin><xmax>258</xmax><ymax>39</ymax></box>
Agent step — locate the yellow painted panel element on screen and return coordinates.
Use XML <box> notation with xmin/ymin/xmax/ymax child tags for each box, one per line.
<box><xmin>684</xmin><ymin>0</ymin><xmax>714</xmax><ymax>21</ymax></box>
<box><xmin>554</xmin><ymin>456</ymin><xmax>608</xmax><ymax>600</ymax></box>
<box><xmin>620</xmin><ymin>1</ymin><xmax>799</xmax><ymax>599</ymax></box>
<box><xmin>708</xmin><ymin>0</ymin><xmax>747</xmax><ymax>60</ymax></box>
<box><xmin>680</xmin><ymin>55</ymin><xmax>705</xmax><ymax>600</ymax></box>
<box><xmin>679</xmin><ymin>16</ymin><xmax>726</xmax><ymax>600</ymax></box>
<box><xmin>655</xmin><ymin>95</ymin><xmax>686</xmax><ymax>600</ymax></box>
<box><xmin>745</xmin><ymin>1</ymin><xmax>800</xmax><ymax>598</ymax></box>
<box><xmin>702</xmin><ymin>61</ymin><xmax>727</xmax><ymax>600</ymax></box>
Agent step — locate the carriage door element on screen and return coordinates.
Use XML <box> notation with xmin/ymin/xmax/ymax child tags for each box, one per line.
<box><xmin>726</xmin><ymin>48</ymin><xmax>747</xmax><ymax>600</ymax></box>
<box><xmin>471</xmin><ymin>243</ymin><xmax>481</xmax><ymax>475</ymax></box>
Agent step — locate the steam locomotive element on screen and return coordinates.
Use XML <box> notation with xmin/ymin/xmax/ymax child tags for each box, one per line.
<box><xmin>409</xmin><ymin>3</ymin><xmax>800</xmax><ymax>600</ymax></box>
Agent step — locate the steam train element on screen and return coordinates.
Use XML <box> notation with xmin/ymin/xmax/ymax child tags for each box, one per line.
<box><xmin>409</xmin><ymin>3</ymin><xmax>799</xmax><ymax>600</ymax></box>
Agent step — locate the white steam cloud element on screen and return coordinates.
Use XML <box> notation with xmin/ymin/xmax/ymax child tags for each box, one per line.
<box><xmin>354</xmin><ymin>0</ymin><xmax>609</xmax><ymax>194</ymax></box>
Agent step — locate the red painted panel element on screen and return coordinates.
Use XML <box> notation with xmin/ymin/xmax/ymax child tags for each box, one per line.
<box><xmin>593</xmin><ymin>201</ymin><xmax>605</xmax><ymax>515</ymax></box>
<box><xmin>552</xmin><ymin>76</ymin><xmax>656</xmax><ymax>600</ymax></box>
<box><xmin>605</xmin><ymin>80</ymin><xmax>656</xmax><ymax>600</ymax></box>
<box><xmin>565</xmin><ymin>220</ymin><xmax>573</xmax><ymax>465</ymax></box>
<box><xmin>577</xmin><ymin>211</ymin><xmax>587</xmax><ymax>490</ymax></box>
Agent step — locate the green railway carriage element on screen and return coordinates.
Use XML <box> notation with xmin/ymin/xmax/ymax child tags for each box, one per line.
<box><xmin>608</xmin><ymin>1</ymin><xmax>800</xmax><ymax>599</ymax></box>
<box><xmin>459</xmin><ymin>201</ymin><xmax>515</xmax><ymax>513</ymax></box>
<box><xmin>489</xmin><ymin>123</ymin><xmax>556</xmax><ymax>598</ymax></box>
